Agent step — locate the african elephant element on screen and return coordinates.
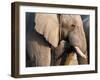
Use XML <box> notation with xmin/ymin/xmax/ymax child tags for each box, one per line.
<box><xmin>26</xmin><ymin>13</ymin><xmax>88</xmax><ymax>67</ymax></box>
<box><xmin>26</xmin><ymin>14</ymin><xmax>59</xmax><ymax>66</ymax></box>
<box><xmin>54</xmin><ymin>14</ymin><xmax>88</xmax><ymax>65</ymax></box>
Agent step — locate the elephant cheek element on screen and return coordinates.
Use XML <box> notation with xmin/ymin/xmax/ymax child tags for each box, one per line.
<box><xmin>68</xmin><ymin>31</ymin><xmax>87</xmax><ymax>53</ymax></box>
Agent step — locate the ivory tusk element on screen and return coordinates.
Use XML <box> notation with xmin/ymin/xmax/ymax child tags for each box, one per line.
<box><xmin>75</xmin><ymin>46</ymin><xmax>87</xmax><ymax>59</ymax></box>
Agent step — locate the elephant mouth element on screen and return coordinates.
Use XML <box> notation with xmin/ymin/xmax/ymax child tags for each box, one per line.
<box><xmin>63</xmin><ymin>40</ymin><xmax>87</xmax><ymax>59</ymax></box>
<box><xmin>64</xmin><ymin>37</ymin><xmax>87</xmax><ymax>59</ymax></box>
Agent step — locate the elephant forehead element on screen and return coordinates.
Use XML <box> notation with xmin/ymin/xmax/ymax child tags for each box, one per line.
<box><xmin>61</xmin><ymin>14</ymin><xmax>82</xmax><ymax>26</ymax></box>
<box><xmin>62</xmin><ymin>15</ymin><xmax>73</xmax><ymax>25</ymax></box>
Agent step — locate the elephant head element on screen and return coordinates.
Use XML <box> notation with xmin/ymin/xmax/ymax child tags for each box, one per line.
<box><xmin>34</xmin><ymin>13</ymin><xmax>88</xmax><ymax>65</ymax></box>
<box><xmin>59</xmin><ymin>14</ymin><xmax>88</xmax><ymax>64</ymax></box>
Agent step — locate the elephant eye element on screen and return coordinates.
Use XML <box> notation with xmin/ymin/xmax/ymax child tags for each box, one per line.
<box><xmin>71</xmin><ymin>24</ymin><xmax>75</xmax><ymax>28</ymax></box>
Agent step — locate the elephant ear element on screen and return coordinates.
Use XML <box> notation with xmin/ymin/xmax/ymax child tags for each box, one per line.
<box><xmin>34</xmin><ymin>13</ymin><xmax>59</xmax><ymax>47</ymax></box>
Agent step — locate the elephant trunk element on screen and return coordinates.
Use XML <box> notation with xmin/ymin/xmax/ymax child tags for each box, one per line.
<box><xmin>69</xmin><ymin>30</ymin><xmax>88</xmax><ymax>64</ymax></box>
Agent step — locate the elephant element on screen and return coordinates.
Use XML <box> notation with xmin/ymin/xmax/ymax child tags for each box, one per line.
<box><xmin>26</xmin><ymin>13</ymin><xmax>59</xmax><ymax>66</ymax></box>
<box><xmin>54</xmin><ymin>14</ymin><xmax>88</xmax><ymax>65</ymax></box>
<box><xmin>26</xmin><ymin>13</ymin><xmax>88</xmax><ymax>67</ymax></box>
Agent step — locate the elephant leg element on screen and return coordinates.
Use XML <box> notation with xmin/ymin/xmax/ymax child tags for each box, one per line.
<box><xmin>36</xmin><ymin>45</ymin><xmax>51</xmax><ymax>66</ymax></box>
<box><xmin>27</xmin><ymin>43</ymin><xmax>51</xmax><ymax>66</ymax></box>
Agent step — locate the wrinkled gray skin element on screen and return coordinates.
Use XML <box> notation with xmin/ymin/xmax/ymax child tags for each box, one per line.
<box><xmin>81</xmin><ymin>15</ymin><xmax>89</xmax><ymax>63</ymax></box>
<box><xmin>26</xmin><ymin>13</ymin><xmax>52</xmax><ymax>67</ymax></box>
<box><xmin>81</xmin><ymin>15</ymin><xmax>89</xmax><ymax>51</ymax></box>
<box><xmin>26</xmin><ymin>30</ymin><xmax>51</xmax><ymax>66</ymax></box>
<box><xmin>26</xmin><ymin>14</ymin><xmax>59</xmax><ymax>67</ymax></box>
<box><xmin>26</xmin><ymin>14</ymin><xmax>88</xmax><ymax>67</ymax></box>
<box><xmin>55</xmin><ymin>15</ymin><xmax>88</xmax><ymax>65</ymax></box>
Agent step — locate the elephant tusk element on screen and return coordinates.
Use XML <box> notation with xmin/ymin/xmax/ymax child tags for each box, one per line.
<box><xmin>75</xmin><ymin>46</ymin><xmax>87</xmax><ymax>59</ymax></box>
